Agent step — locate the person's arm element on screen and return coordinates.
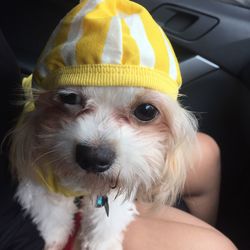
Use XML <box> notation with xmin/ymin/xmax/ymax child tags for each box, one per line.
<box><xmin>123</xmin><ymin>204</ymin><xmax>237</xmax><ymax>250</ymax></box>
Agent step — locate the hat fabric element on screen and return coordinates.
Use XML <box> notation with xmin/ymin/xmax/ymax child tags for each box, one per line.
<box><xmin>33</xmin><ymin>0</ymin><xmax>182</xmax><ymax>99</ymax></box>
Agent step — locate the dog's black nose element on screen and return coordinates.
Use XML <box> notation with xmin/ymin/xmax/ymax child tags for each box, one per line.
<box><xmin>75</xmin><ymin>144</ymin><xmax>115</xmax><ymax>173</ymax></box>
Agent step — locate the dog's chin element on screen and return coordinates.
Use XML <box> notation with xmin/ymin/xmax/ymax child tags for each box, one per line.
<box><xmin>55</xmin><ymin>164</ymin><xmax>136</xmax><ymax>198</ymax></box>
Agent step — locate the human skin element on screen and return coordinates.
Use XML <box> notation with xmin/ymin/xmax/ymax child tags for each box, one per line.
<box><xmin>183</xmin><ymin>132</ymin><xmax>221</xmax><ymax>225</ymax></box>
<box><xmin>123</xmin><ymin>204</ymin><xmax>237</xmax><ymax>250</ymax></box>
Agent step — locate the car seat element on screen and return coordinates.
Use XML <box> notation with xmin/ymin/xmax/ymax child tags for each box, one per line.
<box><xmin>180</xmin><ymin>67</ymin><xmax>250</xmax><ymax>250</ymax></box>
<box><xmin>0</xmin><ymin>29</ymin><xmax>44</xmax><ymax>250</ymax></box>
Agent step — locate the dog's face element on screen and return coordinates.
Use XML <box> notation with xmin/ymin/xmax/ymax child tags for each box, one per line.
<box><xmin>11</xmin><ymin>86</ymin><xmax>197</xmax><ymax>205</ymax></box>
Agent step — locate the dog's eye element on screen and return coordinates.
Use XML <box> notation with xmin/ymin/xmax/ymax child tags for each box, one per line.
<box><xmin>133</xmin><ymin>103</ymin><xmax>159</xmax><ymax>122</ymax></box>
<box><xmin>58</xmin><ymin>93</ymin><xmax>81</xmax><ymax>105</ymax></box>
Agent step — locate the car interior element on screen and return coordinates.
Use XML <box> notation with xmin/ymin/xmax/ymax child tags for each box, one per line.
<box><xmin>0</xmin><ymin>0</ymin><xmax>250</xmax><ymax>249</ymax></box>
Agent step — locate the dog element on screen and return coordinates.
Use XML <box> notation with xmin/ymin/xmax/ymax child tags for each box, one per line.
<box><xmin>9</xmin><ymin>0</ymin><xmax>197</xmax><ymax>249</ymax></box>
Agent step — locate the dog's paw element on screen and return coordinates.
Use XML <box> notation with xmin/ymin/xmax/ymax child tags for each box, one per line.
<box><xmin>44</xmin><ymin>242</ymin><xmax>65</xmax><ymax>250</ymax></box>
<box><xmin>82</xmin><ymin>238</ymin><xmax>123</xmax><ymax>250</ymax></box>
<box><xmin>105</xmin><ymin>240</ymin><xmax>123</xmax><ymax>250</ymax></box>
<box><xmin>42</xmin><ymin>230</ymin><xmax>70</xmax><ymax>250</ymax></box>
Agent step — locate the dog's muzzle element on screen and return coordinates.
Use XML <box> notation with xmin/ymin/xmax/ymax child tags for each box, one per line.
<box><xmin>75</xmin><ymin>144</ymin><xmax>115</xmax><ymax>173</ymax></box>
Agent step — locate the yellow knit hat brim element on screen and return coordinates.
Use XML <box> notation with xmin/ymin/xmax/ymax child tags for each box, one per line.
<box><xmin>34</xmin><ymin>64</ymin><xmax>180</xmax><ymax>99</ymax></box>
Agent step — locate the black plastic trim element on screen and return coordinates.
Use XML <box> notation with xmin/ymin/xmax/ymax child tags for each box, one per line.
<box><xmin>135</xmin><ymin>0</ymin><xmax>250</xmax><ymax>80</ymax></box>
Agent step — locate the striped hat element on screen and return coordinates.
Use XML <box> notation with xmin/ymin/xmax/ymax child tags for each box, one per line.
<box><xmin>33</xmin><ymin>0</ymin><xmax>182</xmax><ymax>99</ymax></box>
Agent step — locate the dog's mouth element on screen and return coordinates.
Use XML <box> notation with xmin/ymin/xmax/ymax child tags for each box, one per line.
<box><xmin>75</xmin><ymin>165</ymin><xmax>122</xmax><ymax>195</ymax></box>
<box><xmin>90</xmin><ymin>168</ymin><xmax>121</xmax><ymax>189</ymax></box>
<box><xmin>109</xmin><ymin>170</ymin><xmax>121</xmax><ymax>189</ymax></box>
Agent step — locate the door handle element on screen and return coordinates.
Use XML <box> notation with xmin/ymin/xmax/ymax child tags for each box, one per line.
<box><xmin>152</xmin><ymin>4</ymin><xmax>219</xmax><ymax>41</ymax></box>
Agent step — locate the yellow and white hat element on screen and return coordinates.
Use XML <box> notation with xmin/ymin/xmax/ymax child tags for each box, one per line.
<box><xmin>33</xmin><ymin>0</ymin><xmax>182</xmax><ymax>99</ymax></box>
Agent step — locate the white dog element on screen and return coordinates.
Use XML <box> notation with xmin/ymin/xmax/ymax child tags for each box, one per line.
<box><xmin>10</xmin><ymin>0</ymin><xmax>197</xmax><ymax>249</ymax></box>
<box><xmin>11</xmin><ymin>86</ymin><xmax>197</xmax><ymax>249</ymax></box>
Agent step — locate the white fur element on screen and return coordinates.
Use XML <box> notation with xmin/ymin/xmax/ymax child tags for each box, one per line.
<box><xmin>81</xmin><ymin>191</ymin><xmax>138</xmax><ymax>250</ymax></box>
<box><xmin>10</xmin><ymin>87</ymin><xmax>197</xmax><ymax>249</ymax></box>
<box><xmin>16</xmin><ymin>180</ymin><xmax>77</xmax><ymax>249</ymax></box>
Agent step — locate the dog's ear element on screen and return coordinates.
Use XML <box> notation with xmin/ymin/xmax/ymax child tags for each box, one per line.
<box><xmin>9</xmin><ymin>103</ymin><xmax>38</xmax><ymax>181</ymax></box>
<box><xmin>137</xmin><ymin>101</ymin><xmax>198</xmax><ymax>206</ymax></box>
